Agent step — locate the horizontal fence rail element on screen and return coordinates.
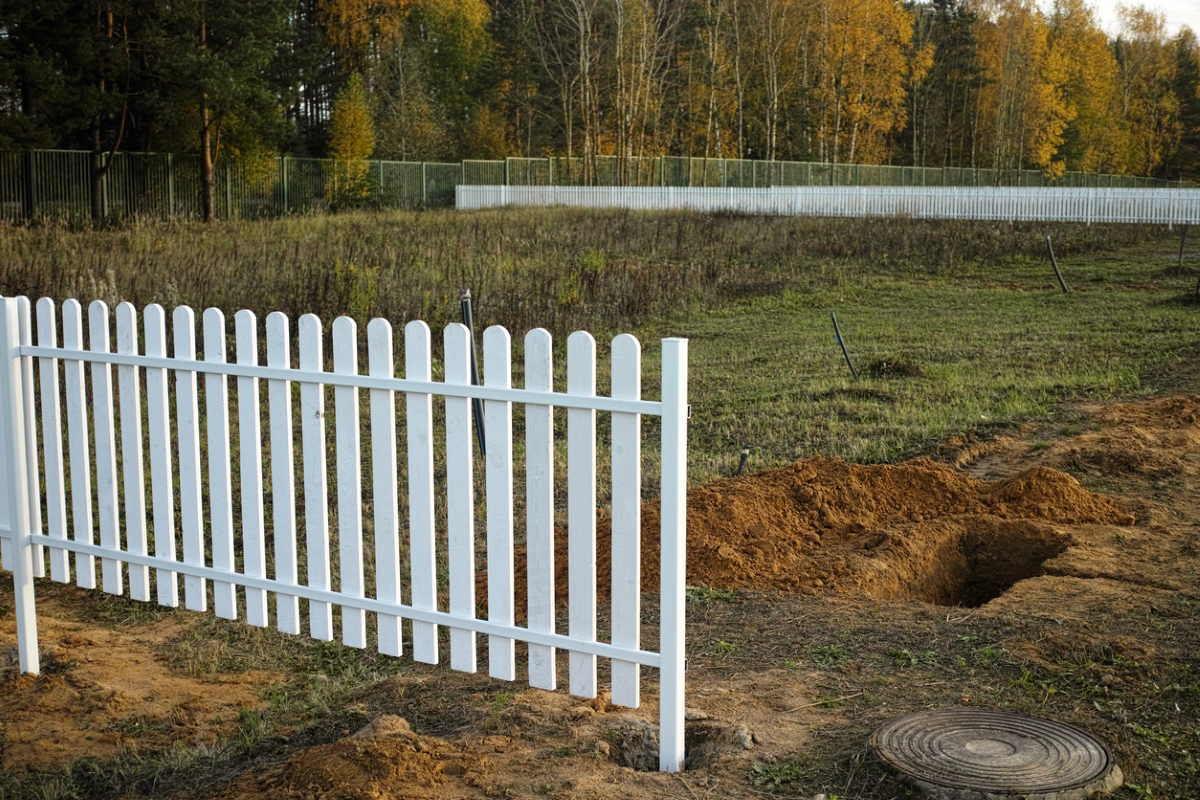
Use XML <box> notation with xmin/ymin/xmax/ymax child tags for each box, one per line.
<box><xmin>0</xmin><ymin>295</ymin><xmax>690</xmax><ymax>771</ymax></box>
<box><xmin>1</xmin><ymin>149</ymin><xmax>1191</xmax><ymax>222</ymax></box>
<box><xmin>457</xmin><ymin>185</ymin><xmax>1200</xmax><ymax>225</ymax></box>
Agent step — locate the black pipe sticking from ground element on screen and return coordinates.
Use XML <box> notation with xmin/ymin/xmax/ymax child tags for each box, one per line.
<box><xmin>831</xmin><ymin>312</ymin><xmax>858</xmax><ymax>380</ymax></box>
<box><xmin>1046</xmin><ymin>236</ymin><xmax>1069</xmax><ymax>294</ymax></box>
<box><xmin>459</xmin><ymin>289</ymin><xmax>486</xmax><ymax>457</ymax></box>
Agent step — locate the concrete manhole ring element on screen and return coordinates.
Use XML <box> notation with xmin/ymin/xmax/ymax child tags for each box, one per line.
<box><xmin>870</xmin><ymin>708</ymin><xmax>1123</xmax><ymax>800</ymax></box>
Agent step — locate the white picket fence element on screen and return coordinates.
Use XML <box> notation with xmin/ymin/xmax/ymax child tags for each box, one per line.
<box><xmin>457</xmin><ymin>185</ymin><xmax>1200</xmax><ymax>225</ymax></box>
<box><xmin>0</xmin><ymin>296</ymin><xmax>689</xmax><ymax>772</ymax></box>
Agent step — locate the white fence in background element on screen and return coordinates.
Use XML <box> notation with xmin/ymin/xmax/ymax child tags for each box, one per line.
<box><xmin>0</xmin><ymin>296</ymin><xmax>689</xmax><ymax>772</ymax></box>
<box><xmin>457</xmin><ymin>185</ymin><xmax>1200</xmax><ymax>225</ymax></box>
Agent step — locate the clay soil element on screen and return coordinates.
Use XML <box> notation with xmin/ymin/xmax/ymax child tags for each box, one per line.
<box><xmin>2</xmin><ymin>393</ymin><xmax>1199</xmax><ymax>799</ymax></box>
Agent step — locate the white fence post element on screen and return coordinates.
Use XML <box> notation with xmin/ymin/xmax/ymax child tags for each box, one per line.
<box><xmin>0</xmin><ymin>297</ymin><xmax>39</xmax><ymax>674</ymax></box>
<box><xmin>659</xmin><ymin>337</ymin><xmax>689</xmax><ymax>773</ymax></box>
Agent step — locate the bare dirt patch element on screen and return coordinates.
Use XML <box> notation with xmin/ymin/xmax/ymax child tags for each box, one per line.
<box><xmin>0</xmin><ymin>588</ymin><xmax>280</xmax><ymax>771</ymax></box>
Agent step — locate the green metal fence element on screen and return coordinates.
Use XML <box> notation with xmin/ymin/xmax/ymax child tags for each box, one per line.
<box><xmin>0</xmin><ymin>149</ymin><xmax>1190</xmax><ymax>222</ymax></box>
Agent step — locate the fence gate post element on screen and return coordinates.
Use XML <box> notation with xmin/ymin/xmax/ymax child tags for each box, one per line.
<box><xmin>659</xmin><ymin>337</ymin><xmax>688</xmax><ymax>772</ymax></box>
<box><xmin>0</xmin><ymin>297</ymin><xmax>39</xmax><ymax>675</ymax></box>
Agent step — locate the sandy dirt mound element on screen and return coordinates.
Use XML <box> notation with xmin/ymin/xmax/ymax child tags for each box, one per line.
<box><xmin>557</xmin><ymin>458</ymin><xmax>1132</xmax><ymax>603</ymax></box>
<box><xmin>0</xmin><ymin>589</ymin><xmax>280</xmax><ymax>771</ymax></box>
<box><xmin>207</xmin><ymin>715</ymin><xmax>489</xmax><ymax>800</ymax></box>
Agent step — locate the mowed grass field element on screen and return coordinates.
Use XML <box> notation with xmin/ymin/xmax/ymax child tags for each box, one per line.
<box><xmin>1</xmin><ymin>209</ymin><xmax>1195</xmax><ymax>485</ymax></box>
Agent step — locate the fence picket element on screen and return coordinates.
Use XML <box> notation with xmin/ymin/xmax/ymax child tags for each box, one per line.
<box><xmin>444</xmin><ymin>323</ymin><xmax>476</xmax><ymax>672</ymax></box>
<box><xmin>524</xmin><ymin>328</ymin><xmax>555</xmax><ymax>691</ymax></box>
<box><xmin>35</xmin><ymin>299</ymin><xmax>69</xmax><ymax>583</ymax></box>
<box><xmin>17</xmin><ymin>298</ymin><xmax>44</xmax><ymax>579</ymax></box>
<box><xmin>567</xmin><ymin>331</ymin><xmax>598</xmax><ymax>698</ymax></box>
<box><xmin>203</xmin><ymin>309</ymin><xmax>237</xmax><ymax>620</ymax></box>
<box><xmin>298</xmin><ymin>314</ymin><xmax>333</xmax><ymax>641</ymax></box>
<box><xmin>174</xmin><ymin>305</ymin><xmax>207</xmax><ymax>612</ymax></box>
<box><xmin>62</xmin><ymin>301</ymin><xmax>96</xmax><ymax>589</ymax></box>
<box><xmin>367</xmin><ymin>319</ymin><xmax>402</xmax><ymax>657</ymax></box>
<box><xmin>88</xmin><ymin>301</ymin><xmax>123</xmax><ymax>596</ymax></box>
<box><xmin>143</xmin><ymin>305</ymin><xmax>178</xmax><ymax>607</ymax></box>
<box><xmin>610</xmin><ymin>334</ymin><xmax>642</xmax><ymax>708</ymax></box>
<box><xmin>116</xmin><ymin>303</ymin><xmax>150</xmax><ymax>601</ymax></box>
<box><xmin>406</xmin><ymin>320</ymin><xmax>439</xmax><ymax>664</ymax></box>
<box><xmin>266</xmin><ymin>313</ymin><xmax>300</xmax><ymax>634</ymax></box>
<box><xmin>236</xmin><ymin>310</ymin><xmax>268</xmax><ymax>627</ymax></box>
<box><xmin>333</xmin><ymin>317</ymin><xmax>366</xmax><ymax>649</ymax></box>
<box><xmin>484</xmin><ymin>326</ymin><xmax>515</xmax><ymax>681</ymax></box>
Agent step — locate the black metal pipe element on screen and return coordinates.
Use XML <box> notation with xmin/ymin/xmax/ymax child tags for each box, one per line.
<box><xmin>459</xmin><ymin>289</ymin><xmax>486</xmax><ymax>457</ymax></box>
<box><xmin>735</xmin><ymin>448</ymin><xmax>750</xmax><ymax>476</ymax></box>
<box><xmin>1046</xmin><ymin>235</ymin><xmax>1069</xmax><ymax>294</ymax></box>
<box><xmin>831</xmin><ymin>312</ymin><xmax>858</xmax><ymax>380</ymax></box>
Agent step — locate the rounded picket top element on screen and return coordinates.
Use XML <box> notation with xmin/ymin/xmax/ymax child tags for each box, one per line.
<box><xmin>405</xmin><ymin>320</ymin><xmax>433</xmax><ymax>381</ymax></box>
<box><xmin>567</xmin><ymin>330</ymin><xmax>596</xmax><ymax>395</ymax></box>
<box><xmin>524</xmin><ymin>329</ymin><xmax>552</xmax><ymax>393</ymax></box>
<box><xmin>483</xmin><ymin>326</ymin><xmax>511</xmax><ymax>386</ymax></box>
<box><xmin>87</xmin><ymin>300</ymin><xmax>111</xmax><ymax>352</ymax></box>
<box><xmin>298</xmin><ymin>314</ymin><xmax>323</xmax><ymax>371</ymax></box>
<box><xmin>233</xmin><ymin>308</ymin><xmax>257</xmax><ymax>340</ymax></box>
<box><xmin>366</xmin><ymin>318</ymin><xmax>394</xmax><ymax>377</ymax></box>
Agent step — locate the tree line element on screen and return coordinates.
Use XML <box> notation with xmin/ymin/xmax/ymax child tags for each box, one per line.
<box><xmin>2</xmin><ymin>0</ymin><xmax>1198</xmax><ymax>220</ymax></box>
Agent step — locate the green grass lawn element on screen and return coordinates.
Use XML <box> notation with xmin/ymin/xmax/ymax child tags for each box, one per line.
<box><xmin>637</xmin><ymin>240</ymin><xmax>1200</xmax><ymax>482</ymax></box>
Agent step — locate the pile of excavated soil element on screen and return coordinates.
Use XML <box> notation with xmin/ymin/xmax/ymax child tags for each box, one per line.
<box><xmin>206</xmin><ymin>716</ymin><xmax>491</xmax><ymax>800</ymax></box>
<box><xmin>526</xmin><ymin>457</ymin><xmax>1133</xmax><ymax>606</ymax></box>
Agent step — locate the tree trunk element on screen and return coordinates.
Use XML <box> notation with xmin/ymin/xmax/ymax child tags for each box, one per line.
<box><xmin>199</xmin><ymin>13</ymin><xmax>215</xmax><ymax>222</ymax></box>
<box><xmin>90</xmin><ymin>131</ymin><xmax>106</xmax><ymax>221</ymax></box>
<box><xmin>201</xmin><ymin>100</ymin><xmax>215</xmax><ymax>221</ymax></box>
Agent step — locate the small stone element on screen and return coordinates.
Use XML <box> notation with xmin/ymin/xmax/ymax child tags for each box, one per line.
<box><xmin>735</xmin><ymin>725</ymin><xmax>754</xmax><ymax>750</ymax></box>
<box><xmin>1100</xmin><ymin>673</ymin><xmax>1115</xmax><ymax>686</ymax></box>
<box><xmin>685</xmin><ymin>708</ymin><xmax>709</xmax><ymax>721</ymax></box>
<box><xmin>596</xmin><ymin>741</ymin><xmax>612</xmax><ymax>757</ymax></box>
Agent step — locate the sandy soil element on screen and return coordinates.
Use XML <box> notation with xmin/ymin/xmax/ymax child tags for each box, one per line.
<box><xmin>2</xmin><ymin>394</ymin><xmax>1199</xmax><ymax>798</ymax></box>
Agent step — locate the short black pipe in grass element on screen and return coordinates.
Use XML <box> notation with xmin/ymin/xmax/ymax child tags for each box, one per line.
<box><xmin>831</xmin><ymin>312</ymin><xmax>858</xmax><ymax>380</ymax></box>
<box><xmin>1180</xmin><ymin>224</ymin><xmax>1190</xmax><ymax>269</ymax></box>
<box><xmin>1046</xmin><ymin>235</ymin><xmax>1069</xmax><ymax>294</ymax></box>
<box><xmin>459</xmin><ymin>289</ymin><xmax>486</xmax><ymax>457</ymax></box>
<box><xmin>735</xmin><ymin>448</ymin><xmax>750</xmax><ymax>476</ymax></box>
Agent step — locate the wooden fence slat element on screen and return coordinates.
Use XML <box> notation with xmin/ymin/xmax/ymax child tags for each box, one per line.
<box><xmin>610</xmin><ymin>334</ymin><xmax>642</xmax><ymax>708</ymax></box>
<box><xmin>89</xmin><ymin>301</ymin><xmax>123</xmax><ymax>596</ymax></box>
<box><xmin>62</xmin><ymin>300</ymin><xmax>96</xmax><ymax>590</ymax></box>
<box><xmin>443</xmin><ymin>323</ymin><xmax>476</xmax><ymax>672</ymax></box>
<box><xmin>567</xmin><ymin>330</ymin><xmax>598</xmax><ymax>698</ymax></box>
<box><xmin>405</xmin><ymin>320</ymin><xmax>438</xmax><ymax>664</ymax></box>
<box><xmin>143</xmin><ymin>305</ymin><xmax>178</xmax><ymax>607</ymax></box>
<box><xmin>17</xmin><ymin>298</ymin><xmax>44</xmax><ymax>578</ymax></box>
<box><xmin>333</xmin><ymin>317</ymin><xmax>366</xmax><ymax>649</ymax></box>
<box><xmin>236</xmin><ymin>310</ymin><xmax>268</xmax><ymax>627</ymax></box>
<box><xmin>484</xmin><ymin>326</ymin><xmax>515</xmax><ymax>681</ymax></box>
<box><xmin>116</xmin><ymin>303</ymin><xmax>151</xmax><ymax>601</ymax></box>
<box><xmin>523</xmin><ymin>328</ymin><xmax>555</xmax><ymax>690</ymax></box>
<box><xmin>204</xmin><ymin>309</ymin><xmax>237</xmax><ymax>620</ymax></box>
<box><xmin>367</xmin><ymin>319</ymin><xmax>401</xmax><ymax>657</ymax></box>
<box><xmin>266</xmin><ymin>312</ymin><xmax>300</xmax><ymax>634</ymax></box>
<box><xmin>299</xmin><ymin>313</ymin><xmax>332</xmax><ymax>640</ymax></box>
<box><xmin>174</xmin><ymin>305</ymin><xmax>207</xmax><ymax>612</ymax></box>
<box><xmin>35</xmin><ymin>298</ymin><xmax>69</xmax><ymax>583</ymax></box>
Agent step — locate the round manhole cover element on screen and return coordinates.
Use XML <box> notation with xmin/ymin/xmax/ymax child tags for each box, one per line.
<box><xmin>870</xmin><ymin>708</ymin><xmax>1123</xmax><ymax>800</ymax></box>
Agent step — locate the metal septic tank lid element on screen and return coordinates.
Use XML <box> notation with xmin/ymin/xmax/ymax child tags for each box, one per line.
<box><xmin>870</xmin><ymin>708</ymin><xmax>1123</xmax><ymax>800</ymax></box>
